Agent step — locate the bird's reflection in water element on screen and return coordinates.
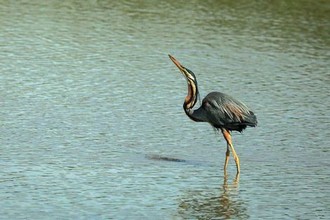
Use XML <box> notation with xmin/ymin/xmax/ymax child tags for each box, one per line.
<box><xmin>177</xmin><ymin>175</ymin><xmax>248</xmax><ymax>219</ymax></box>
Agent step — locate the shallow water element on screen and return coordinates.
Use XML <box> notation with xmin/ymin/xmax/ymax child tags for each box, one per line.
<box><xmin>1</xmin><ymin>0</ymin><xmax>330</xmax><ymax>219</ymax></box>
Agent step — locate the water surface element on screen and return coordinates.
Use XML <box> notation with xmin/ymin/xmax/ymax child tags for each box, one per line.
<box><xmin>1</xmin><ymin>0</ymin><xmax>329</xmax><ymax>219</ymax></box>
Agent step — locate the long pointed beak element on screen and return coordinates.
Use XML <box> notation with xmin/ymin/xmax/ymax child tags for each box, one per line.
<box><xmin>168</xmin><ymin>54</ymin><xmax>185</xmax><ymax>72</ymax></box>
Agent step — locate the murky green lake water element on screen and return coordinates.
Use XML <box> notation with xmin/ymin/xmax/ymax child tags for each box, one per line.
<box><xmin>1</xmin><ymin>1</ymin><xmax>329</xmax><ymax>219</ymax></box>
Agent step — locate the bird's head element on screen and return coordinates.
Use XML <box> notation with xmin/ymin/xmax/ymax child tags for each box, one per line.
<box><xmin>168</xmin><ymin>54</ymin><xmax>197</xmax><ymax>84</ymax></box>
<box><xmin>169</xmin><ymin>54</ymin><xmax>200</xmax><ymax>108</ymax></box>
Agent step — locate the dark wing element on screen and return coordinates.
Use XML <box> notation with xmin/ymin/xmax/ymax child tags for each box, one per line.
<box><xmin>202</xmin><ymin>92</ymin><xmax>257</xmax><ymax>131</ymax></box>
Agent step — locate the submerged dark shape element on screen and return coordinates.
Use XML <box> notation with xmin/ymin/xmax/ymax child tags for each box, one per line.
<box><xmin>169</xmin><ymin>54</ymin><xmax>257</xmax><ymax>175</ymax></box>
<box><xmin>146</xmin><ymin>154</ymin><xmax>186</xmax><ymax>163</ymax></box>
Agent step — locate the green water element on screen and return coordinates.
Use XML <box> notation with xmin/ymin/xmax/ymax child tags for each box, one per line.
<box><xmin>1</xmin><ymin>0</ymin><xmax>329</xmax><ymax>219</ymax></box>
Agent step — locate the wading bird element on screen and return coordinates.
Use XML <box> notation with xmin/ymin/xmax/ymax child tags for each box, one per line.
<box><xmin>169</xmin><ymin>55</ymin><xmax>257</xmax><ymax>175</ymax></box>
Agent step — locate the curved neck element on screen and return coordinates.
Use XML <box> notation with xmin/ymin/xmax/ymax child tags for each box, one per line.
<box><xmin>183</xmin><ymin>104</ymin><xmax>205</xmax><ymax>122</ymax></box>
<box><xmin>183</xmin><ymin>81</ymin><xmax>203</xmax><ymax>122</ymax></box>
<box><xmin>179</xmin><ymin>74</ymin><xmax>206</xmax><ymax>122</ymax></box>
<box><xmin>184</xmin><ymin>81</ymin><xmax>198</xmax><ymax>109</ymax></box>
<box><xmin>184</xmin><ymin>106</ymin><xmax>198</xmax><ymax>121</ymax></box>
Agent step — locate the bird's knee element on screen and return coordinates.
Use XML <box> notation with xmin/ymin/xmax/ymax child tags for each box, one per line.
<box><xmin>234</xmin><ymin>156</ymin><xmax>240</xmax><ymax>165</ymax></box>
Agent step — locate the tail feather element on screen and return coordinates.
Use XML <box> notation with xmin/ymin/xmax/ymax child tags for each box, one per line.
<box><xmin>243</xmin><ymin>111</ymin><xmax>258</xmax><ymax>127</ymax></box>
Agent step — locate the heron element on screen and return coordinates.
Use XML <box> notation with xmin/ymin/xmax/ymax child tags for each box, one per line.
<box><xmin>169</xmin><ymin>54</ymin><xmax>257</xmax><ymax>175</ymax></box>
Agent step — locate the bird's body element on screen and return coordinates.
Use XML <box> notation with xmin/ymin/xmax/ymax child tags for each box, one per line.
<box><xmin>189</xmin><ymin>91</ymin><xmax>257</xmax><ymax>132</ymax></box>
<box><xmin>169</xmin><ymin>54</ymin><xmax>257</xmax><ymax>176</ymax></box>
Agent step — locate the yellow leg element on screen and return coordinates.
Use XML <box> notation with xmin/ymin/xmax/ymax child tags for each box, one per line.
<box><xmin>234</xmin><ymin>173</ymin><xmax>240</xmax><ymax>185</ymax></box>
<box><xmin>222</xmin><ymin>129</ymin><xmax>240</xmax><ymax>174</ymax></box>
<box><xmin>229</xmin><ymin>141</ymin><xmax>240</xmax><ymax>174</ymax></box>
<box><xmin>224</xmin><ymin>144</ymin><xmax>230</xmax><ymax>175</ymax></box>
